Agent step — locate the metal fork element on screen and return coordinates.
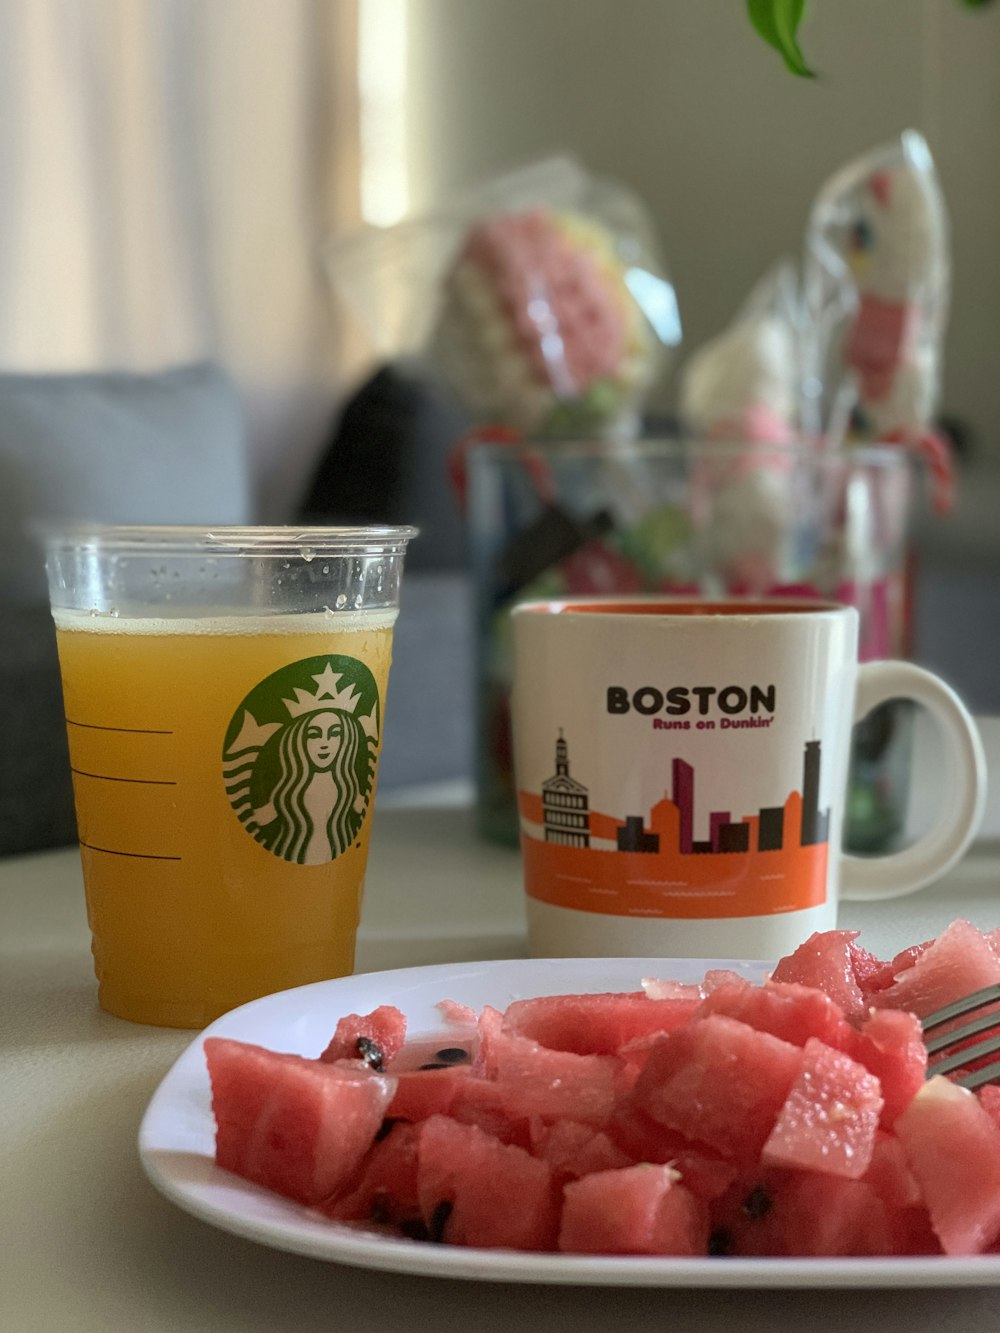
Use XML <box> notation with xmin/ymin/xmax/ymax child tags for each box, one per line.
<box><xmin>922</xmin><ymin>983</ymin><xmax>1000</xmax><ymax>1090</ymax></box>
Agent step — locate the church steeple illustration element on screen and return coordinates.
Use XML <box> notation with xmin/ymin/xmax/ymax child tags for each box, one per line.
<box><xmin>541</xmin><ymin>731</ymin><xmax>590</xmax><ymax>847</ymax></box>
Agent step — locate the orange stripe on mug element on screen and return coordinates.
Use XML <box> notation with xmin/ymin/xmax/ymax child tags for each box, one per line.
<box><xmin>520</xmin><ymin>824</ymin><xmax>828</xmax><ymax>920</ymax></box>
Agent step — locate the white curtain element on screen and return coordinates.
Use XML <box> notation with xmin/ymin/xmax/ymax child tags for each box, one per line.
<box><xmin>0</xmin><ymin>0</ymin><xmax>363</xmax><ymax>519</ymax></box>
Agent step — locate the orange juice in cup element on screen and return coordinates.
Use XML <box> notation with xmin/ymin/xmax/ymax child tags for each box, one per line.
<box><xmin>46</xmin><ymin>526</ymin><xmax>415</xmax><ymax>1028</ymax></box>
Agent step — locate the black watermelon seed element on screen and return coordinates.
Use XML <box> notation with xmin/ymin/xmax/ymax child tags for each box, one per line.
<box><xmin>435</xmin><ymin>1047</ymin><xmax>470</xmax><ymax>1063</ymax></box>
<box><xmin>742</xmin><ymin>1186</ymin><xmax>773</xmax><ymax>1219</ymax></box>
<box><xmin>419</xmin><ymin>1062</ymin><xmax>449</xmax><ymax>1070</ymax></box>
<box><xmin>370</xmin><ymin>1195</ymin><xmax>392</xmax><ymax>1225</ymax></box>
<box><xmin>355</xmin><ymin>1036</ymin><xmax>385</xmax><ymax>1071</ymax></box>
<box><xmin>708</xmin><ymin>1228</ymin><xmax>733</xmax><ymax>1257</ymax></box>
<box><xmin>400</xmin><ymin>1219</ymin><xmax>430</xmax><ymax>1242</ymax></box>
<box><xmin>429</xmin><ymin>1200</ymin><xmax>453</xmax><ymax>1244</ymax></box>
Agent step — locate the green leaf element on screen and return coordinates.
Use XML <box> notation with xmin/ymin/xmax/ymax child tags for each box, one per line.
<box><xmin>960</xmin><ymin>0</ymin><xmax>994</xmax><ymax>8</ymax></box>
<box><xmin>746</xmin><ymin>0</ymin><xmax>815</xmax><ymax>77</ymax></box>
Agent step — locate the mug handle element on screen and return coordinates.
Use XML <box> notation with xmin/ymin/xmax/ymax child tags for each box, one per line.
<box><xmin>840</xmin><ymin>660</ymin><xmax>987</xmax><ymax>901</ymax></box>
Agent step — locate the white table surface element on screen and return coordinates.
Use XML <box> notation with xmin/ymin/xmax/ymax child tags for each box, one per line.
<box><xmin>4</xmin><ymin>779</ymin><xmax>1000</xmax><ymax>1331</ymax></box>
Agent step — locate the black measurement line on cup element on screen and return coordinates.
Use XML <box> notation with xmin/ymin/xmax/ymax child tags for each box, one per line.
<box><xmin>78</xmin><ymin>841</ymin><xmax>182</xmax><ymax>862</ymax></box>
<box><xmin>70</xmin><ymin>768</ymin><xmax>177</xmax><ymax>786</ymax></box>
<box><xmin>65</xmin><ymin>718</ymin><xmax>173</xmax><ymax>735</ymax></box>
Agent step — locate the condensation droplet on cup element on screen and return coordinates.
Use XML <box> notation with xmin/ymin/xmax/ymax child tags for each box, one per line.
<box><xmin>354</xmin><ymin>593</ymin><xmax>363</xmax><ymax>608</ymax></box>
<box><xmin>335</xmin><ymin>593</ymin><xmax>347</xmax><ymax>609</ymax></box>
<box><xmin>301</xmin><ymin>547</ymin><xmax>315</xmax><ymax>563</ymax></box>
<box><xmin>321</xmin><ymin>563</ymin><xmax>330</xmax><ymax>576</ymax></box>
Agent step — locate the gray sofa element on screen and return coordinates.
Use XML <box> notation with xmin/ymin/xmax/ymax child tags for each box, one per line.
<box><xmin>0</xmin><ymin>364</ymin><xmax>252</xmax><ymax>855</ymax></box>
<box><xmin>2</xmin><ymin>359</ymin><xmax>996</xmax><ymax>858</ymax></box>
<box><xmin>0</xmin><ymin>363</ymin><xmax>476</xmax><ymax>855</ymax></box>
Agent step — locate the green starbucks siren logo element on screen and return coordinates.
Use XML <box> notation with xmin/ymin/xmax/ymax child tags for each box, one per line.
<box><xmin>222</xmin><ymin>655</ymin><xmax>381</xmax><ymax>864</ymax></box>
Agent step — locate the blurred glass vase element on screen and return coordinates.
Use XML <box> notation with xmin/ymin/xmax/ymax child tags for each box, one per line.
<box><xmin>467</xmin><ymin>437</ymin><xmax>917</xmax><ymax>852</ymax></box>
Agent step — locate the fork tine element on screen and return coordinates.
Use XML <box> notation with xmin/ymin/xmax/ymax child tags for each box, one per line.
<box><xmin>920</xmin><ymin>983</ymin><xmax>1000</xmax><ymax>1034</ymax></box>
<box><xmin>924</xmin><ymin>1004</ymin><xmax>1000</xmax><ymax>1056</ymax></box>
<box><xmin>956</xmin><ymin>1058</ymin><xmax>1000</xmax><ymax>1092</ymax></box>
<box><xmin>928</xmin><ymin>1029</ymin><xmax>1000</xmax><ymax>1079</ymax></box>
<box><xmin>920</xmin><ymin>981</ymin><xmax>1000</xmax><ymax>1089</ymax></box>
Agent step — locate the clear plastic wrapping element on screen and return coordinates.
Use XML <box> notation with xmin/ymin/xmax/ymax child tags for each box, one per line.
<box><xmin>326</xmin><ymin>156</ymin><xmax>681</xmax><ymax>440</ymax></box>
<box><xmin>803</xmin><ymin>128</ymin><xmax>950</xmax><ymax>451</ymax></box>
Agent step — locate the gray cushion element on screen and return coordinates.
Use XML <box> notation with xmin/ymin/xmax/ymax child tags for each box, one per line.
<box><xmin>0</xmin><ymin>362</ymin><xmax>252</xmax><ymax>607</ymax></box>
<box><xmin>376</xmin><ymin>571</ymin><xmax>474</xmax><ymax>788</ymax></box>
<box><xmin>0</xmin><ymin>362</ymin><xmax>251</xmax><ymax>854</ymax></box>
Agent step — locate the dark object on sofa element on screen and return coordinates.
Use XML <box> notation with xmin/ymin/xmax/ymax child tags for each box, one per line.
<box><xmin>1</xmin><ymin>608</ymin><xmax>77</xmax><ymax>853</ymax></box>
<box><xmin>300</xmin><ymin>365</ymin><xmax>469</xmax><ymax>572</ymax></box>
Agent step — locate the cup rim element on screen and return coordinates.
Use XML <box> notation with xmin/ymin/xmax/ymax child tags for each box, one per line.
<box><xmin>40</xmin><ymin>523</ymin><xmax>420</xmax><ymax>558</ymax></box>
<box><xmin>512</xmin><ymin>594</ymin><xmax>853</xmax><ymax>619</ymax></box>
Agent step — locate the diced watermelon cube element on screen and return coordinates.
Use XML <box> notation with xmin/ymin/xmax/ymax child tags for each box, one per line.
<box><xmin>862</xmin><ymin>1130</ymin><xmax>922</xmax><ymax>1209</ymax></box>
<box><xmin>476</xmin><ymin>1011</ymin><xmax>620</xmax><ymax>1127</ymax></box>
<box><xmin>696</xmin><ymin>979</ymin><xmax>855</xmax><ymax>1051</ymax></box>
<box><xmin>528</xmin><ymin>1118</ymin><xmax>632</xmax><ymax>1182</ymax></box>
<box><xmin>668</xmin><ymin>1148</ymin><xmax>741</xmax><ymax>1203</ymax></box>
<box><xmin>849</xmin><ymin>1007</ymin><xmax>927</xmax><ymax>1126</ymax></box>
<box><xmin>323</xmin><ymin>1120</ymin><xmax>421</xmax><ymax>1227</ymax></box>
<box><xmin>894</xmin><ymin>1076</ymin><xmax>1000</xmax><ymax>1254</ymax></box>
<box><xmin>770</xmin><ymin>930</ymin><xmax>866</xmax><ymax>1015</ymax></box>
<box><xmin>711</xmin><ymin>1170</ymin><xmax>897</xmax><ymax>1257</ymax></box>
<box><xmin>616</xmin><ymin>1031</ymin><xmax>670</xmax><ymax>1083</ymax></box>
<box><xmin>558</xmin><ymin>1164</ymin><xmax>709</xmax><ymax>1256</ymax></box>
<box><xmin>605</xmin><ymin>1103</ymin><xmax>739</xmax><ymax>1200</ymax></box>
<box><xmin>875</xmin><ymin>919</ymin><xmax>1000</xmax><ymax>1020</ymax></box>
<box><xmin>979</xmin><ymin>1084</ymin><xmax>1000</xmax><ymax>1131</ymax></box>
<box><xmin>502</xmin><ymin>991</ymin><xmax>698</xmax><ymax>1055</ymax></box>
<box><xmin>848</xmin><ymin>942</ymin><xmax>896</xmax><ymax>997</ymax></box>
<box><xmin>891</xmin><ymin>1207</ymin><xmax>946</xmax><ymax>1257</ymax></box>
<box><xmin>472</xmin><ymin>1004</ymin><xmax>504</xmax><ymax>1075</ymax></box>
<box><xmin>318</xmin><ymin>1005</ymin><xmax>407</xmax><ymax>1068</ymax></box>
<box><xmin>769</xmin><ymin>1174</ymin><xmax>897</xmax><ymax>1256</ymax></box>
<box><xmin>762</xmin><ymin>1037</ymin><xmax>883</xmax><ymax>1179</ymax></box>
<box><xmin>385</xmin><ymin>1065</ymin><xmax>474</xmax><ymax>1122</ymax></box>
<box><xmin>415</xmin><ymin>1115</ymin><xmax>559</xmax><ymax>1250</ymax></box>
<box><xmin>889</xmin><ymin>940</ymin><xmax>934</xmax><ymax>977</ymax></box>
<box><xmin>604</xmin><ymin>1102</ymin><xmax>670</xmax><ymax>1163</ymax></box>
<box><xmin>630</xmin><ymin>1014</ymin><xmax>802</xmax><ymax>1163</ymax></box>
<box><xmin>447</xmin><ymin>1075</ymin><xmax>534</xmax><ymax>1148</ymax></box>
<box><xmin>205</xmin><ymin>1037</ymin><xmax>395</xmax><ymax>1206</ymax></box>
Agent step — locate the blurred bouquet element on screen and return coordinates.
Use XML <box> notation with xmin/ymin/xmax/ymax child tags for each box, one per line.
<box><xmin>326</xmin><ymin>155</ymin><xmax>681</xmax><ymax>442</ymax></box>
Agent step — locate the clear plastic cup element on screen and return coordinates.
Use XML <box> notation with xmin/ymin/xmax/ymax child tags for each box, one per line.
<box><xmin>45</xmin><ymin>525</ymin><xmax>416</xmax><ymax>1028</ymax></box>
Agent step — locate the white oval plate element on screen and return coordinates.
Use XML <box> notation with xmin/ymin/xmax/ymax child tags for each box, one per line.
<box><xmin>139</xmin><ymin>956</ymin><xmax>1000</xmax><ymax>1288</ymax></box>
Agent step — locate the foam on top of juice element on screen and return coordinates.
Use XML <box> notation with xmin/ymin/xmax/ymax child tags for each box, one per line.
<box><xmin>52</xmin><ymin>607</ymin><xmax>399</xmax><ymax>635</ymax></box>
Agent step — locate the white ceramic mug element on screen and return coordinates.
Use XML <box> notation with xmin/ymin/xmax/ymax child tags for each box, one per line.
<box><xmin>511</xmin><ymin>597</ymin><xmax>986</xmax><ymax>960</ymax></box>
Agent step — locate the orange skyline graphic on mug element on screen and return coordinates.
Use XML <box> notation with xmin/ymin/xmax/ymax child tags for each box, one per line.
<box><xmin>517</xmin><ymin>732</ymin><xmax>830</xmax><ymax>919</ymax></box>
